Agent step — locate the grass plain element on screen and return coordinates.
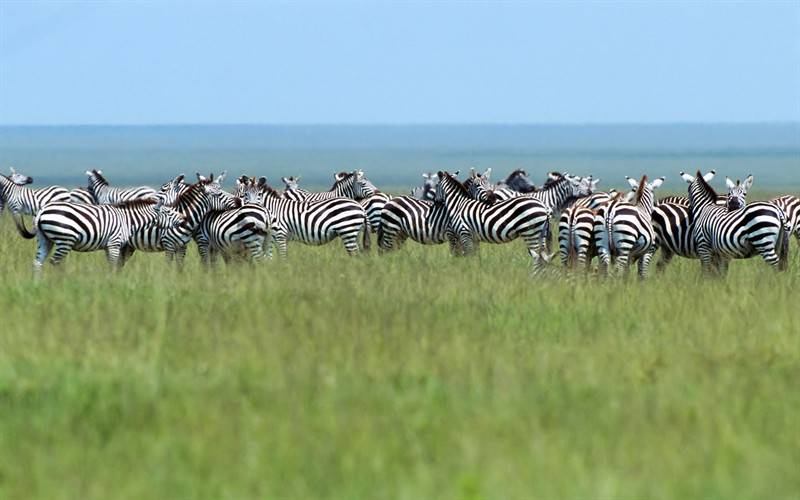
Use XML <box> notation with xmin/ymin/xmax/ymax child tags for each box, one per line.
<box><xmin>0</xmin><ymin>208</ymin><xmax>798</xmax><ymax>499</ymax></box>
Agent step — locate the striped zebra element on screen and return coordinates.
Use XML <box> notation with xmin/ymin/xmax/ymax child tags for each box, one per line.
<box><xmin>277</xmin><ymin>173</ymin><xmax>388</xmax><ymax>237</ymax></box>
<box><xmin>239</xmin><ymin>177</ymin><xmax>370</xmax><ymax>257</ymax></box>
<box><xmin>472</xmin><ymin>171</ymin><xmax>594</xmax><ymax>217</ymax></box>
<box><xmin>70</xmin><ymin>187</ymin><xmax>96</xmax><ymax>204</ymax></box>
<box><xmin>595</xmin><ymin>176</ymin><xmax>664</xmax><ymax>278</ymax></box>
<box><xmin>0</xmin><ymin>167</ymin><xmax>33</xmax><ymax>215</ymax></box>
<box><xmin>409</xmin><ymin>172</ymin><xmax>438</xmax><ymax>201</ymax></box>
<box><xmin>86</xmin><ymin>169</ymin><xmax>158</xmax><ymax>205</ymax></box>
<box><xmin>195</xmin><ymin>182</ymin><xmax>273</xmax><ymax>265</ymax></box>
<box><xmin>688</xmin><ymin>170</ymin><xmax>790</xmax><ymax>275</ymax></box>
<box><xmin>496</xmin><ymin>169</ymin><xmax>537</xmax><ymax>193</ymax></box>
<box><xmin>434</xmin><ymin>171</ymin><xmax>552</xmax><ymax>270</ymax></box>
<box><xmin>557</xmin><ymin>186</ymin><xmax>626</xmax><ymax>271</ymax></box>
<box><xmin>156</xmin><ymin>172</ymin><xmax>243</xmax><ymax>265</ymax></box>
<box><xmin>724</xmin><ymin>175</ymin><xmax>752</xmax><ymax>211</ymax></box>
<box><xmin>0</xmin><ymin>169</ymin><xmax>71</xmax><ymax>236</ymax></box>
<box><xmin>281</xmin><ymin>170</ymin><xmax>376</xmax><ymax>202</ymax></box>
<box><xmin>377</xmin><ymin>196</ymin><xmax>457</xmax><ymax>252</ymax></box>
<box><xmin>649</xmin><ymin>171</ymin><xmax>757</xmax><ymax>273</ymax></box>
<box><xmin>26</xmin><ymin>199</ymin><xmax>184</xmax><ymax>273</ymax></box>
<box><xmin>656</xmin><ymin>171</ymin><xmax>729</xmax><ymax>207</ymax></box>
<box><xmin>770</xmin><ymin>195</ymin><xmax>799</xmax><ymax>243</ymax></box>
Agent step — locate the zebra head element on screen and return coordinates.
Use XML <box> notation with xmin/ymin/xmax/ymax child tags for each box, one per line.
<box><xmin>85</xmin><ymin>169</ymin><xmax>108</xmax><ymax>192</ymax></box>
<box><xmin>281</xmin><ymin>176</ymin><xmax>301</xmax><ymax>191</ymax></box>
<box><xmin>243</xmin><ymin>177</ymin><xmax>268</xmax><ymax>205</ymax></box>
<box><xmin>466</xmin><ymin>168</ymin><xmax>498</xmax><ymax>203</ymax></box>
<box><xmin>420</xmin><ymin>172</ymin><xmax>439</xmax><ymax>200</ymax></box>
<box><xmin>8</xmin><ymin>167</ymin><xmax>33</xmax><ymax>186</ymax></box>
<box><xmin>499</xmin><ymin>169</ymin><xmax>536</xmax><ymax>193</ymax></box>
<box><xmin>725</xmin><ymin>175</ymin><xmax>752</xmax><ymax>211</ymax></box>
<box><xmin>155</xmin><ymin>203</ymin><xmax>188</xmax><ymax>230</ymax></box>
<box><xmin>680</xmin><ymin>170</ymin><xmax>716</xmax><ymax>184</ymax></box>
<box><xmin>203</xmin><ymin>172</ymin><xmax>241</xmax><ymax>210</ymax></box>
<box><xmin>158</xmin><ymin>174</ymin><xmax>187</xmax><ymax>207</ymax></box>
<box><xmin>335</xmin><ymin>170</ymin><xmax>376</xmax><ymax>200</ymax></box>
<box><xmin>625</xmin><ymin>175</ymin><xmax>665</xmax><ymax>211</ymax></box>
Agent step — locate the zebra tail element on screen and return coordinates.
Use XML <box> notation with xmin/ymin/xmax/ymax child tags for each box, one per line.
<box><xmin>362</xmin><ymin>216</ymin><xmax>371</xmax><ymax>252</ymax></box>
<box><xmin>542</xmin><ymin>213</ymin><xmax>552</xmax><ymax>257</ymax></box>
<box><xmin>243</xmin><ymin>221</ymin><xmax>270</xmax><ymax>236</ymax></box>
<box><xmin>776</xmin><ymin>216</ymin><xmax>790</xmax><ymax>271</ymax></box>
<box><xmin>14</xmin><ymin>213</ymin><xmax>37</xmax><ymax>239</ymax></box>
<box><xmin>567</xmin><ymin>210</ymin><xmax>577</xmax><ymax>268</ymax></box>
<box><xmin>604</xmin><ymin>206</ymin><xmax>615</xmax><ymax>255</ymax></box>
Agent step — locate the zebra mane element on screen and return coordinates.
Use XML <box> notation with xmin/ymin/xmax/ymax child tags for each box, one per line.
<box><xmin>541</xmin><ymin>172</ymin><xmax>563</xmax><ymax>190</ymax></box>
<box><xmin>633</xmin><ymin>176</ymin><xmax>647</xmax><ymax>205</ymax></box>
<box><xmin>111</xmin><ymin>198</ymin><xmax>159</xmax><ymax>209</ymax></box>
<box><xmin>90</xmin><ymin>169</ymin><xmax>109</xmax><ymax>186</ymax></box>
<box><xmin>695</xmin><ymin>169</ymin><xmax>719</xmax><ymax>200</ymax></box>
<box><xmin>331</xmin><ymin>171</ymin><xmax>355</xmax><ymax>188</ymax></box>
<box><xmin>441</xmin><ymin>171</ymin><xmax>471</xmax><ymax>197</ymax></box>
<box><xmin>174</xmin><ymin>179</ymin><xmax>212</xmax><ymax>206</ymax></box>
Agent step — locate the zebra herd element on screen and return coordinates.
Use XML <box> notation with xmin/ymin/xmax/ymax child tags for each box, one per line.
<box><xmin>0</xmin><ymin>166</ymin><xmax>797</xmax><ymax>278</ymax></box>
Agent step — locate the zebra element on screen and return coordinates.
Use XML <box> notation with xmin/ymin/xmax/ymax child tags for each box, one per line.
<box><xmin>724</xmin><ymin>175</ymin><xmax>752</xmax><ymax>211</ymax></box>
<box><xmin>86</xmin><ymin>169</ymin><xmax>158</xmax><ymax>205</ymax></box>
<box><xmin>496</xmin><ymin>169</ymin><xmax>537</xmax><ymax>193</ymax></box>
<box><xmin>688</xmin><ymin>170</ymin><xmax>790</xmax><ymax>275</ymax></box>
<box><xmin>281</xmin><ymin>170</ymin><xmax>376</xmax><ymax>202</ymax></box>
<box><xmin>434</xmin><ymin>171</ymin><xmax>552</xmax><ymax>270</ymax></box>
<box><xmin>277</xmin><ymin>173</ymin><xmax>388</xmax><ymax>238</ymax></box>
<box><xmin>0</xmin><ymin>167</ymin><xmax>33</xmax><ymax>216</ymax></box>
<box><xmin>472</xmin><ymin>171</ymin><xmax>594</xmax><ymax>218</ymax></box>
<box><xmin>377</xmin><ymin>196</ymin><xmax>457</xmax><ymax>253</ymax></box>
<box><xmin>656</xmin><ymin>171</ymin><xmax>730</xmax><ymax>207</ymax></box>
<box><xmin>557</xmin><ymin>184</ymin><xmax>627</xmax><ymax>271</ymax></box>
<box><xmin>156</xmin><ymin>172</ymin><xmax>243</xmax><ymax>265</ymax></box>
<box><xmin>594</xmin><ymin>176</ymin><xmax>664</xmax><ymax>278</ymax></box>
<box><xmin>0</xmin><ymin>169</ymin><xmax>71</xmax><ymax>236</ymax></box>
<box><xmin>409</xmin><ymin>172</ymin><xmax>438</xmax><ymax>201</ymax></box>
<box><xmin>194</xmin><ymin>182</ymin><xmax>273</xmax><ymax>265</ymax></box>
<box><xmin>26</xmin><ymin>199</ymin><xmax>184</xmax><ymax>274</ymax></box>
<box><xmin>69</xmin><ymin>187</ymin><xmax>96</xmax><ymax>204</ymax></box>
<box><xmin>770</xmin><ymin>195</ymin><xmax>799</xmax><ymax>243</ymax></box>
<box><xmin>238</xmin><ymin>177</ymin><xmax>370</xmax><ymax>257</ymax></box>
<box><xmin>648</xmin><ymin>171</ymin><xmax>758</xmax><ymax>273</ymax></box>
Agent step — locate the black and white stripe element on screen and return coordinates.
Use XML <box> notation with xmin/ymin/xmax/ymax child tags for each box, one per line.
<box><xmin>688</xmin><ymin>170</ymin><xmax>790</xmax><ymax>275</ymax></box>
<box><xmin>86</xmin><ymin>169</ymin><xmax>157</xmax><ymax>205</ymax></box>
<box><xmin>770</xmin><ymin>195</ymin><xmax>799</xmax><ymax>242</ymax></box>
<box><xmin>29</xmin><ymin>199</ymin><xmax>184</xmax><ymax>273</ymax></box>
<box><xmin>0</xmin><ymin>171</ymin><xmax>71</xmax><ymax>236</ymax></box>
<box><xmin>435</xmin><ymin>171</ymin><xmax>552</xmax><ymax>270</ymax></box>
<box><xmin>195</xmin><ymin>186</ymin><xmax>272</xmax><ymax>264</ymax></box>
<box><xmin>409</xmin><ymin>172</ymin><xmax>438</xmax><ymax>201</ymax></box>
<box><xmin>377</xmin><ymin>196</ymin><xmax>457</xmax><ymax>252</ymax></box>
<box><xmin>594</xmin><ymin>176</ymin><xmax>664</xmax><ymax>278</ymax></box>
<box><xmin>281</xmin><ymin>170</ymin><xmax>376</xmax><ymax>202</ymax></box>
<box><xmin>242</xmin><ymin>177</ymin><xmax>369</xmax><ymax>257</ymax></box>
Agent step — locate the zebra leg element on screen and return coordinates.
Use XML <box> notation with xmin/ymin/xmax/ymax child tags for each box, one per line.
<box><xmin>105</xmin><ymin>245</ymin><xmax>123</xmax><ymax>270</ymax></box>
<box><xmin>272</xmin><ymin>232</ymin><xmax>289</xmax><ymax>259</ymax></box>
<box><xmin>196</xmin><ymin>237</ymin><xmax>211</xmax><ymax>266</ymax></box>
<box><xmin>638</xmin><ymin>248</ymin><xmax>656</xmax><ymax>279</ymax></box>
<box><xmin>656</xmin><ymin>248</ymin><xmax>674</xmax><ymax>274</ymax></box>
<box><xmin>340</xmin><ymin>231</ymin><xmax>360</xmax><ymax>256</ymax></box>
<box><xmin>695</xmin><ymin>238</ymin><xmax>716</xmax><ymax>277</ymax></box>
<box><xmin>33</xmin><ymin>235</ymin><xmax>53</xmax><ymax>276</ymax></box>
<box><xmin>49</xmin><ymin>243</ymin><xmax>73</xmax><ymax>267</ymax></box>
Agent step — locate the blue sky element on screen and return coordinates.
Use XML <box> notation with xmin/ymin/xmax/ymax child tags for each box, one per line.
<box><xmin>1</xmin><ymin>1</ymin><xmax>798</xmax><ymax>125</ymax></box>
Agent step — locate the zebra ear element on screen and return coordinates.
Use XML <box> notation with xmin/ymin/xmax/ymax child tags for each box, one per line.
<box><xmin>258</xmin><ymin>177</ymin><xmax>267</xmax><ymax>188</ymax></box>
<box><xmin>86</xmin><ymin>170</ymin><xmax>93</xmax><ymax>176</ymax></box>
<box><xmin>196</xmin><ymin>172</ymin><xmax>207</xmax><ymax>182</ymax></box>
<box><xmin>679</xmin><ymin>172</ymin><xmax>694</xmax><ymax>183</ymax></box>
<box><xmin>176</xmin><ymin>174</ymin><xmax>185</xmax><ymax>183</ymax></box>
<box><xmin>626</xmin><ymin>176</ymin><xmax>639</xmax><ymax>188</ymax></box>
<box><xmin>651</xmin><ymin>177</ymin><xmax>665</xmax><ymax>189</ymax></box>
<box><xmin>725</xmin><ymin>177</ymin><xmax>736</xmax><ymax>189</ymax></box>
<box><xmin>742</xmin><ymin>175</ymin><xmax>753</xmax><ymax>191</ymax></box>
<box><xmin>703</xmin><ymin>171</ymin><xmax>716</xmax><ymax>182</ymax></box>
<box><xmin>217</xmin><ymin>171</ymin><xmax>227</xmax><ymax>184</ymax></box>
<box><xmin>453</xmin><ymin>170</ymin><xmax>460</xmax><ymax>177</ymax></box>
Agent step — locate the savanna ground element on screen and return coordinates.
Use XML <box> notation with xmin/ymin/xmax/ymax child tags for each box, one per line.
<box><xmin>0</xmin><ymin>209</ymin><xmax>798</xmax><ymax>499</ymax></box>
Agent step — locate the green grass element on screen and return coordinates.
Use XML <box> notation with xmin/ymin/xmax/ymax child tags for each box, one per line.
<box><xmin>0</xmin><ymin>216</ymin><xmax>798</xmax><ymax>500</ymax></box>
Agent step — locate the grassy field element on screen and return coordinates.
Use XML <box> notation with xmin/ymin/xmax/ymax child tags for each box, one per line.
<box><xmin>0</xmin><ymin>214</ymin><xmax>798</xmax><ymax>500</ymax></box>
